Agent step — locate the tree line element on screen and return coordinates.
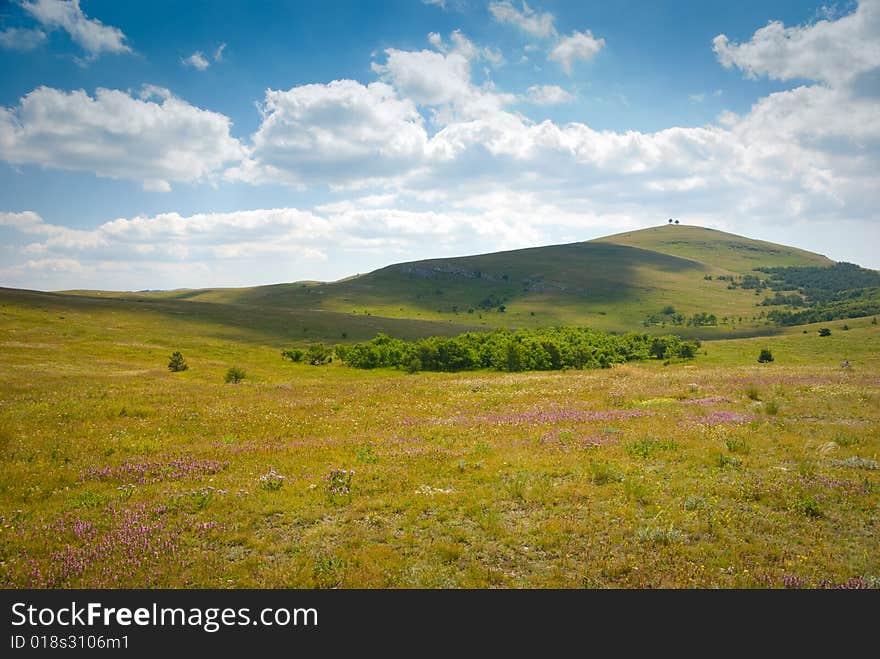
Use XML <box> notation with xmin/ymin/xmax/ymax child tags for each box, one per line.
<box><xmin>284</xmin><ymin>327</ymin><xmax>700</xmax><ymax>373</ymax></box>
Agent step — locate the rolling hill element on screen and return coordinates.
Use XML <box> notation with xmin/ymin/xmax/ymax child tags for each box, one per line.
<box><xmin>65</xmin><ymin>224</ymin><xmax>841</xmax><ymax>337</ymax></box>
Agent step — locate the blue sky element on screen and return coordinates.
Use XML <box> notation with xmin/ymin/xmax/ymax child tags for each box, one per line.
<box><xmin>1</xmin><ymin>0</ymin><xmax>878</xmax><ymax>290</ymax></box>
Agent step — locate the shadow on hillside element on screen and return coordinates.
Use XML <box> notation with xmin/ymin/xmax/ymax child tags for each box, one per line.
<box><xmin>0</xmin><ymin>288</ymin><xmax>474</xmax><ymax>346</ymax></box>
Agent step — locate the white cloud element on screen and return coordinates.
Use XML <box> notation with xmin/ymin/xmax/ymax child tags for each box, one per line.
<box><xmin>214</xmin><ymin>42</ymin><xmax>226</xmax><ymax>62</ymax></box>
<box><xmin>421</xmin><ymin>0</ymin><xmax>446</xmax><ymax>8</ymax></box>
<box><xmin>228</xmin><ymin>80</ymin><xmax>429</xmax><ymax>187</ymax></box>
<box><xmin>0</xmin><ymin>210</ymin><xmax>46</xmax><ymax>232</ymax></box>
<box><xmin>713</xmin><ymin>0</ymin><xmax>880</xmax><ymax>85</ymax></box>
<box><xmin>21</xmin><ymin>0</ymin><xmax>130</xmax><ymax>58</ymax></box>
<box><xmin>181</xmin><ymin>51</ymin><xmax>210</xmax><ymax>70</ymax></box>
<box><xmin>374</xmin><ymin>48</ymin><xmax>473</xmax><ymax>107</ymax></box>
<box><xmin>527</xmin><ymin>84</ymin><xmax>573</xmax><ymax>105</ymax></box>
<box><xmin>689</xmin><ymin>89</ymin><xmax>725</xmax><ymax>103</ymax></box>
<box><xmin>548</xmin><ymin>30</ymin><xmax>605</xmax><ymax>74</ymax></box>
<box><xmin>0</xmin><ymin>27</ymin><xmax>47</xmax><ymax>51</ymax></box>
<box><xmin>0</xmin><ymin>85</ymin><xmax>244</xmax><ymax>190</ymax></box>
<box><xmin>489</xmin><ymin>1</ymin><xmax>556</xmax><ymax>39</ymax></box>
<box><xmin>370</xmin><ymin>32</ymin><xmax>513</xmax><ymax>125</ymax></box>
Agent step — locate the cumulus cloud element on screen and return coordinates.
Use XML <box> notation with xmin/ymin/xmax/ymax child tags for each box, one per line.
<box><xmin>21</xmin><ymin>0</ymin><xmax>131</xmax><ymax>58</ymax></box>
<box><xmin>0</xmin><ymin>85</ymin><xmax>244</xmax><ymax>190</ymax></box>
<box><xmin>713</xmin><ymin>0</ymin><xmax>880</xmax><ymax>85</ymax></box>
<box><xmin>0</xmin><ymin>27</ymin><xmax>47</xmax><ymax>51</ymax></box>
<box><xmin>489</xmin><ymin>1</ymin><xmax>556</xmax><ymax>39</ymax></box>
<box><xmin>371</xmin><ymin>31</ymin><xmax>513</xmax><ymax>123</ymax></box>
<box><xmin>548</xmin><ymin>30</ymin><xmax>605</xmax><ymax>74</ymax></box>
<box><xmin>0</xmin><ymin>210</ymin><xmax>48</xmax><ymax>232</ymax></box>
<box><xmin>527</xmin><ymin>84</ymin><xmax>573</xmax><ymax>104</ymax></box>
<box><xmin>181</xmin><ymin>51</ymin><xmax>210</xmax><ymax>70</ymax></box>
<box><xmin>373</xmin><ymin>48</ymin><xmax>473</xmax><ymax>107</ymax></box>
<box><xmin>227</xmin><ymin>80</ymin><xmax>429</xmax><ymax>187</ymax></box>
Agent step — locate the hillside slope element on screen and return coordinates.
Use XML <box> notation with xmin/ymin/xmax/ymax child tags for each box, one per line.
<box><xmin>105</xmin><ymin>225</ymin><xmax>830</xmax><ymax>335</ymax></box>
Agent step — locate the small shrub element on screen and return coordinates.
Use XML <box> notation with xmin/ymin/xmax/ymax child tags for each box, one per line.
<box><xmin>225</xmin><ymin>366</ymin><xmax>246</xmax><ymax>384</ymax></box>
<box><xmin>167</xmin><ymin>351</ymin><xmax>188</xmax><ymax>372</ymax></box>
<box><xmin>626</xmin><ymin>437</ymin><xmax>677</xmax><ymax>459</ymax></box>
<box><xmin>818</xmin><ymin>327</ymin><xmax>832</xmax><ymax>337</ymax></box>
<box><xmin>833</xmin><ymin>434</ymin><xmax>859</xmax><ymax>448</ymax></box>
<box><xmin>326</xmin><ymin>468</ymin><xmax>355</xmax><ymax>501</ymax></box>
<box><xmin>589</xmin><ymin>460</ymin><xmax>622</xmax><ymax>485</ymax></box>
<box><xmin>636</xmin><ymin>524</ymin><xmax>685</xmax><ymax>545</ymax></box>
<box><xmin>502</xmin><ymin>472</ymin><xmax>529</xmax><ymax>500</ymax></box>
<box><xmin>757</xmin><ymin>348</ymin><xmax>774</xmax><ymax>363</ymax></box>
<box><xmin>188</xmin><ymin>488</ymin><xmax>214</xmax><ymax>509</ymax></box>
<box><xmin>355</xmin><ymin>443</ymin><xmax>379</xmax><ymax>464</ymax></box>
<box><xmin>406</xmin><ymin>357</ymin><xmax>422</xmax><ymax>374</ymax></box>
<box><xmin>260</xmin><ymin>467</ymin><xmax>286</xmax><ymax>491</ymax></box>
<box><xmin>764</xmin><ymin>400</ymin><xmax>780</xmax><ymax>415</ymax></box>
<box><xmin>745</xmin><ymin>384</ymin><xmax>761</xmax><ymax>401</ymax></box>
<box><xmin>794</xmin><ymin>497</ymin><xmax>824</xmax><ymax>518</ymax></box>
<box><xmin>725</xmin><ymin>438</ymin><xmax>750</xmax><ymax>454</ymax></box>
<box><xmin>716</xmin><ymin>453</ymin><xmax>742</xmax><ymax>468</ymax></box>
<box><xmin>70</xmin><ymin>490</ymin><xmax>109</xmax><ymax>509</ymax></box>
<box><xmin>623</xmin><ymin>477</ymin><xmax>651</xmax><ymax>505</ymax></box>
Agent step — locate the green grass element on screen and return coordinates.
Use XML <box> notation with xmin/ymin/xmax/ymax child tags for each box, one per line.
<box><xmin>592</xmin><ymin>225</ymin><xmax>833</xmax><ymax>273</ymax></box>
<box><xmin>1</xmin><ymin>288</ymin><xmax>877</xmax><ymax>588</ymax></box>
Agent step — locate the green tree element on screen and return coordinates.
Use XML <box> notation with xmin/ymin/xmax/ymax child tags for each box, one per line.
<box><xmin>307</xmin><ymin>343</ymin><xmax>332</xmax><ymax>365</ymax></box>
<box><xmin>167</xmin><ymin>351</ymin><xmax>188</xmax><ymax>372</ymax></box>
<box><xmin>757</xmin><ymin>348</ymin><xmax>774</xmax><ymax>363</ymax></box>
<box><xmin>505</xmin><ymin>341</ymin><xmax>525</xmax><ymax>372</ymax></box>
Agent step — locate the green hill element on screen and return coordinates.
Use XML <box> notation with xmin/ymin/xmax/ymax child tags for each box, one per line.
<box><xmin>91</xmin><ymin>225</ymin><xmax>833</xmax><ymax>336</ymax></box>
<box><xmin>592</xmin><ymin>225</ymin><xmax>833</xmax><ymax>273</ymax></box>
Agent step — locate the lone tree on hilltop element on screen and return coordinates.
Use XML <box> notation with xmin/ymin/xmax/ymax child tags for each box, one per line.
<box><xmin>168</xmin><ymin>351</ymin><xmax>188</xmax><ymax>372</ymax></box>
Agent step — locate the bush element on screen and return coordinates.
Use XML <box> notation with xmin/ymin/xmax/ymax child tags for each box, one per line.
<box><xmin>281</xmin><ymin>348</ymin><xmax>305</xmax><ymax>362</ymax></box>
<box><xmin>406</xmin><ymin>357</ymin><xmax>422</xmax><ymax>374</ymax></box>
<box><xmin>167</xmin><ymin>351</ymin><xmax>188</xmax><ymax>372</ymax></box>
<box><xmin>306</xmin><ymin>343</ymin><xmax>332</xmax><ymax>365</ymax></box>
<box><xmin>757</xmin><ymin>348</ymin><xmax>774</xmax><ymax>363</ymax></box>
<box><xmin>225</xmin><ymin>366</ymin><xmax>246</xmax><ymax>384</ymax></box>
<box><xmin>818</xmin><ymin>327</ymin><xmax>832</xmax><ymax>336</ymax></box>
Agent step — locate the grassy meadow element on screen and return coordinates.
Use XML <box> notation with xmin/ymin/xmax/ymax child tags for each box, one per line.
<box><xmin>1</xmin><ymin>287</ymin><xmax>877</xmax><ymax>588</ymax></box>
